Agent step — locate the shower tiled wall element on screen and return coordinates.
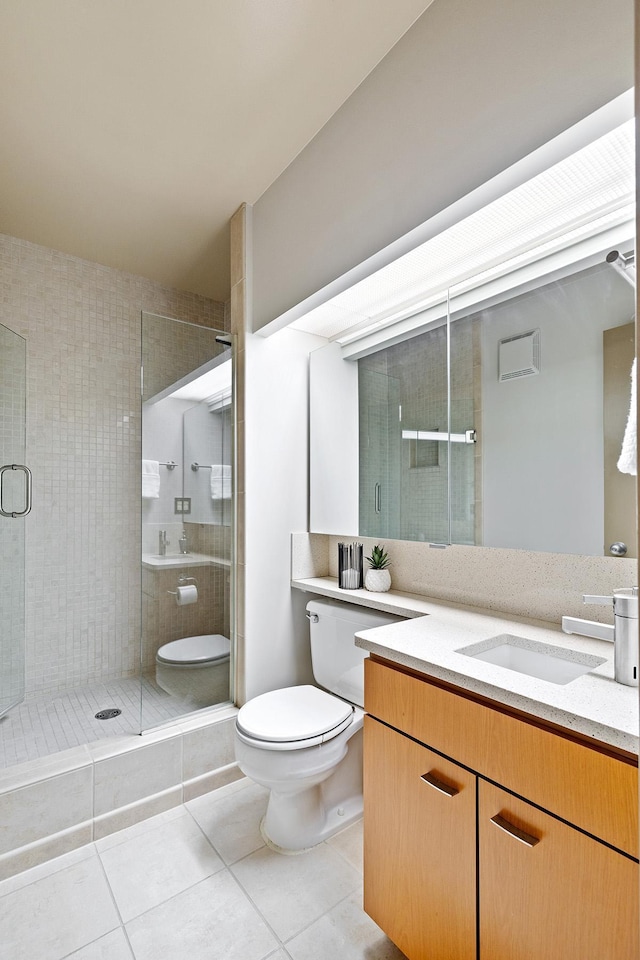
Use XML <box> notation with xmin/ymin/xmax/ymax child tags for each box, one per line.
<box><xmin>0</xmin><ymin>234</ymin><xmax>226</xmax><ymax>699</ymax></box>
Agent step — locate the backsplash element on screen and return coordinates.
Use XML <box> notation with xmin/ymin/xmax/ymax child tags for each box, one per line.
<box><xmin>291</xmin><ymin>532</ymin><xmax>636</xmax><ymax>625</ymax></box>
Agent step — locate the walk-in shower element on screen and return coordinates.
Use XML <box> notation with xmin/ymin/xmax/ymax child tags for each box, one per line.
<box><xmin>0</xmin><ymin>308</ymin><xmax>235</xmax><ymax>768</ymax></box>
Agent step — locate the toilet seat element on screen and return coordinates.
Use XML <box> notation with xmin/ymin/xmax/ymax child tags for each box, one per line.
<box><xmin>156</xmin><ymin>634</ymin><xmax>229</xmax><ymax>666</ymax></box>
<box><xmin>236</xmin><ymin>685</ymin><xmax>354</xmax><ymax>750</ymax></box>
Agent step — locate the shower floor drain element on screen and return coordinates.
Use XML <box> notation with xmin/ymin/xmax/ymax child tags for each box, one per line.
<box><xmin>95</xmin><ymin>708</ymin><xmax>122</xmax><ymax>720</ymax></box>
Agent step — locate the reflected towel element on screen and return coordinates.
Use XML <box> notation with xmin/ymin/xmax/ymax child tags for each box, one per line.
<box><xmin>142</xmin><ymin>459</ymin><xmax>161</xmax><ymax>498</ymax></box>
<box><xmin>617</xmin><ymin>358</ymin><xmax>637</xmax><ymax>476</ymax></box>
<box><xmin>210</xmin><ymin>464</ymin><xmax>231</xmax><ymax>499</ymax></box>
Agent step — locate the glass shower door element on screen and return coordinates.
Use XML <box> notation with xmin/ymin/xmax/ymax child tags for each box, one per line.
<box><xmin>0</xmin><ymin>322</ymin><xmax>28</xmax><ymax>717</ymax></box>
<box><xmin>140</xmin><ymin>312</ymin><xmax>234</xmax><ymax>731</ymax></box>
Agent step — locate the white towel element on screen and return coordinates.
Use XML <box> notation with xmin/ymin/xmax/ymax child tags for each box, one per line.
<box><xmin>210</xmin><ymin>464</ymin><xmax>231</xmax><ymax>500</ymax></box>
<box><xmin>617</xmin><ymin>358</ymin><xmax>637</xmax><ymax>476</ymax></box>
<box><xmin>142</xmin><ymin>459</ymin><xmax>161</xmax><ymax>498</ymax></box>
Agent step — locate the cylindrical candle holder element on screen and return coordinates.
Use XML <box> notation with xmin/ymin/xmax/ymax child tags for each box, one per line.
<box><xmin>338</xmin><ymin>541</ymin><xmax>363</xmax><ymax>589</ymax></box>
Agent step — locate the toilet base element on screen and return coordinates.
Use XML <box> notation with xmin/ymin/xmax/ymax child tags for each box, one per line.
<box><xmin>155</xmin><ymin>658</ymin><xmax>230</xmax><ymax>708</ymax></box>
<box><xmin>257</xmin><ymin>725</ymin><xmax>364</xmax><ymax>852</ymax></box>
<box><xmin>261</xmin><ymin>787</ymin><xmax>363</xmax><ymax>853</ymax></box>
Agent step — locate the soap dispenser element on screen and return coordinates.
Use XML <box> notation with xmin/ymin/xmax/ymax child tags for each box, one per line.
<box><xmin>178</xmin><ymin>530</ymin><xmax>188</xmax><ymax>555</ymax></box>
<box><xmin>562</xmin><ymin>587</ymin><xmax>638</xmax><ymax>686</ymax></box>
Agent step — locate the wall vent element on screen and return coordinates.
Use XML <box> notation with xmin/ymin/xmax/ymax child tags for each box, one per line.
<box><xmin>498</xmin><ymin>329</ymin><xmax>541</xmax><ymax>382</ymax></box>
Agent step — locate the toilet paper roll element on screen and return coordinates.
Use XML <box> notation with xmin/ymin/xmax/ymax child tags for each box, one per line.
<box><xmin>175</xmin><ymin>584</ymin><xmax>198</xmax><ymax>606</ymax></box>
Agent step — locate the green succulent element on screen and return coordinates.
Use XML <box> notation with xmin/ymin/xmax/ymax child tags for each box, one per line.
<box><xmin>366</xmin><ymin>544</ymin><xmax>391</xmax><ymax>570</ymax></box>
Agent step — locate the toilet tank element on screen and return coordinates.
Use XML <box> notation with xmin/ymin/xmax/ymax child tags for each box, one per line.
<box><xmin>307</xmin><ymin>598</ymin><xmax>404</xmax><ymax>707</ymax></box>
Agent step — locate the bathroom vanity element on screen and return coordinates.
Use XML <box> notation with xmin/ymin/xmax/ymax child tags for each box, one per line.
<box><xmin>355</xmin><ymin>607</ymin><xmax>638</xmax><ymax>960</ymax></box>
<box><xmin>291</xmin><ymin>577</ymin><xmax>639</xmax><ymax>960</ymax></box>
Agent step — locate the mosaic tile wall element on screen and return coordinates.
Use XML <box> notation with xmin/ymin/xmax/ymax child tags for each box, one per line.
<box><xmin>0</xmin><ymin>327</ymin><xmax>27</xmax><ymax>713</ymax></box>
<box><xmin>0</xmin><ymin>234</ymin><xmax>226</xmax><ymax>699</ymax></box>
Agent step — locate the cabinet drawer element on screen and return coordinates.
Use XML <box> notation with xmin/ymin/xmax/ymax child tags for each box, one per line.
<box><xmin>479</xmin><ymin>780</ymin><xmax>639</xmax><ymax>960</ymax></box>
<box><xmin>365</xmin><ymin>657</ymin><xmax>638</xmax><ymax>857</ymax></box>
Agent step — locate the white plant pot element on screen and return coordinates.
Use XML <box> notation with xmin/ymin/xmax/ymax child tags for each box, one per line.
<box><xmin>365</xmin><ymin>568</ymin><xmax>391</xmax><ymax>593</ymax></box>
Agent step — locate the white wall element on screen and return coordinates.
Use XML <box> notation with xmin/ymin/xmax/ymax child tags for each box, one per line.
<box><xmin>481</xmin><ymin>266</ymin><xmax>635</xmax><ymax>554</ymax></box>
<box><xmin>243</xmin><ymin>325</ymin><xmax>326</xmax><ymax>700</ymax></box>
<box><xmin>252</xmin><ymin>0</ymin><xmax>633</xmax><ymax>331</ymax></box>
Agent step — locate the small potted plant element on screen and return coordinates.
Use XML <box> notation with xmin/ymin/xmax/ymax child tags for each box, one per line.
<box><xmin>364</xmin><ymin>544</ymin><xmax>392</xmax><ymax>592</ymax></box>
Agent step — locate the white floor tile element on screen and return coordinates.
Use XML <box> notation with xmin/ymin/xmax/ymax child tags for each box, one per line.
<box><xmin>187</xmin><ymin>779</ymin><xmax>269</xmax><ymax>864</ymax></box>
<box><xmin>95</xmin><ymin>804</ymin><xmax>185</xmax><ymax>853</ymax></box>
<box><xmin>63</xmin><ymin>927</ymin><xmax>134</xmax><ymax>959</ymax></box>
<box><xmin>0</xmin><ymin>856</ymin><xmax>120</xmax><ymax>960</ymax></box>
<box><xmin>125</xmin><ymin>872</ymin><xmax>279</xmax><ymax>960</ymax></box>
<box><xmin>0</xmin><ymin>840</ymin><xmax>96</xmax><ymax>898</ymax></box>
<box><xmin>99</xmin><ymin>811</ymin><xmax>224</xmax><ymax>922</ymax></box>
<box><xmin>230</xmin><ymin>842</ymin><xmax>361</xmax><ymax>941</ymax></box>
<box><xmin>286</xmin><ymin>890</ymin><xmax>407</xmax><ymax>960</ymax></box>
<box><xmin>326</xmin><ymin>819</ymin><xmax>363</xmax><ymax>873</ymax></box>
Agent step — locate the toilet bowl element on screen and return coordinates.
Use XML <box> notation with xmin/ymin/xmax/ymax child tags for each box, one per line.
<box><xmin>234</xmin><ymin>599</ymin><xmax>402</xmax><ymax>852</ymax></box>
<box><xmin>156</xmin><ymin>633</ymin><xmax>230</xmax><ymax>707</ymax></box>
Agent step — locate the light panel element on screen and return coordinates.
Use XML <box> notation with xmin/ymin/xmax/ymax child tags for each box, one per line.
<box><xmin>289</xmin><ymin>118</ymin><xmax>635</xmax><ymax>345</ymax></box>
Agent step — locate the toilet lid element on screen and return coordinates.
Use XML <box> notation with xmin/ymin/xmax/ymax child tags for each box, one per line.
<box><xmin>157</xmin><ymin>634</ymin><xmax>230</xmax><ymax>665</ymax></box>
<box><xmin>236</xmin><ymin>685</ymin><xmax>353</xmax><ymax>744</ymax></box>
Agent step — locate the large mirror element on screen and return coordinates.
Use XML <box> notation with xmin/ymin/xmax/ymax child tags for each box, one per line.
<box><xmin>308</xmin><ymin>100</ymin><xmax>636</xmax><ymax>558</ymax></box>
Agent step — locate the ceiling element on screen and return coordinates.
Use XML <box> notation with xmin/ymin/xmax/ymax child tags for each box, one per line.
<box><xmin>0</xmin><ymin>0</ymin><xmax>434</xmax><ymax>302</ymax></box>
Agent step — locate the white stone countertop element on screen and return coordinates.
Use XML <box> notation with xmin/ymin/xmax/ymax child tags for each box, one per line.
<box><xmin>291</xmin><ymin>576</ymin><xmax>638</xmax><ymax>755</ymax></box>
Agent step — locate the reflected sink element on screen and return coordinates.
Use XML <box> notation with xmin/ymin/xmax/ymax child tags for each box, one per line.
<box><xmin>458</xmin><ymin>634</ymin><xmax>607</xmax><ymax>685</ymax></box>
<box><xmin>149</xmin><ymin>554</ymin><xmax>191</xmax><ymax>561</ymax></box>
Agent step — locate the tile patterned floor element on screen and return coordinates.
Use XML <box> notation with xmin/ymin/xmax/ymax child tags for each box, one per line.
<box><xmin>0</xmin><ymin>777</ymin><xmax>407</xmax><ymax>960</ymax></box>
<box><xmin>0</xmin><ymin>676</ymin><xmax>198</xmax><ymax>768</ymax></box>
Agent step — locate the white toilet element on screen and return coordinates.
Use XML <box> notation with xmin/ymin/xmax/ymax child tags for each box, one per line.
<box><xmin>156</xmin><ymin>633</ymin><xmax>230</xmax><ymax>707</ymax></box>
<box><xmin>234</xmin><ymin>598</ymin><xmax>402</xmax><ymax>852</ymax></box>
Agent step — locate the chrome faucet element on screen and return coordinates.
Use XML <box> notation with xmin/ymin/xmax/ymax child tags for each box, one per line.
<box><xmin>158</xmin><ymin>530</ymin><xmax>169</xmax><ymax>556</ymax></box>
<box><xmin>562</xmin><ymin>587</ymin><xmax>638</xmax><ymax>686</ymax></box>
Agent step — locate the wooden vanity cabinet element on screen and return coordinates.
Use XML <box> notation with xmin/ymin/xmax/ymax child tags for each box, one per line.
<box><xmin>479</xmin><ymin>780</ymin><xmax>639</xmax><ymax>960</ymax></box>
<box><xmin>363</xmin><ymin>656</ymin><xmax>639</xmax><ymax>960</ymax></box>
<box><xmin>363</xmin><ymin>715</ymin><xmax>476</xmax><ymax>960</ymax></box>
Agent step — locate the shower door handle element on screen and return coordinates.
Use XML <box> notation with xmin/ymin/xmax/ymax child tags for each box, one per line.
<box><xmin>374</xmin><ymin>482</ymin><xmax>381</xmax><ymax>513</ymax></box>
<box><xmin>0</xmin><ymin>464</ymin><xmax>32</xmax><ymax>517</ymax></box>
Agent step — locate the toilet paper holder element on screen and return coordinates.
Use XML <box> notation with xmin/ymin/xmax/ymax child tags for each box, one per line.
<box><xmin>167</xmin><ymin>574</ymin><xmax>198</xmax><ymax>595</ymax></box>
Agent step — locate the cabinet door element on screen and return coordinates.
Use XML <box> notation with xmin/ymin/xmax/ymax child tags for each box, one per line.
<box><xmin>479</xmin><ymin>780</ymin><xmax>639</xmax><ymax>960</ymax></box>
<box><xmin>363</xmin><ymin>715</ymin><xmax>476</xmax><ymax>960</ymax></box>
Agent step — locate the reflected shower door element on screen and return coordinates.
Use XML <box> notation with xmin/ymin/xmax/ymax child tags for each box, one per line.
<box><xmin>0</xmin><ymin>322</ymin><xmax>28</xmax><ymax>717</ymax></box>
<box><xmin>140</xmin><ymin>312</ymin><xmax>234</xmax><ymax>731</ymax></box>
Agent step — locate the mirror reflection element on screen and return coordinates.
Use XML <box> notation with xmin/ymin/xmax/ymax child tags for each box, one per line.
<box><xmin>308</xmin><ymin>103</ymin><xmax>636</xmax><ymax>558</ymax></box>
<box><xmin>141</xmin><ymin>312</ymin><xmax>233</xmax><ymax>725</ymax></box>
<box><xmin>357</xmin><ymin>261</ymin><xmax>635</xmax><ymax>556</ymax></box>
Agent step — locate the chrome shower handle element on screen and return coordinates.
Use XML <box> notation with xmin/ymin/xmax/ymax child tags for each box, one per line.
<box><xmin>0</xmin><ymin>464</ymin><xmax>32</xmax><ymax>518</ymax></box>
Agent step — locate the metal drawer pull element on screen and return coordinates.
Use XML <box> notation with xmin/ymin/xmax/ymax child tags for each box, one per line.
<box><xmin>490</xmin><ymin>813</ymin><xmax>540</xmax><ymax>847</ymax></box>
<box><xmin>420</xmin><ymin>771</ymin><xmax>459</xmax><ymax>797</ymax></box>
<box><xmin>0</xmin><ymin>464</ymin><xmax>32</xmax><ymax>518</ymax></box>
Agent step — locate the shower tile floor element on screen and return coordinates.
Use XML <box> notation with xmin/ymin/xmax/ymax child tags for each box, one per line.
<box><xmin>0</xmin><ymin>676</ymin><xmax>198</xmax><ymax>768</ymax></box>
<box><xmin>0</xmin><ymin>777</ymin><xmax>407</xmax><ymax>960</ymax></box>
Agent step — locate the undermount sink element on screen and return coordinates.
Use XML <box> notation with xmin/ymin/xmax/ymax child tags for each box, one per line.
<box><xmin>458</xmin><ymin>634</ymin><xmax>607</xmax><ymax>685</ymax></box>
